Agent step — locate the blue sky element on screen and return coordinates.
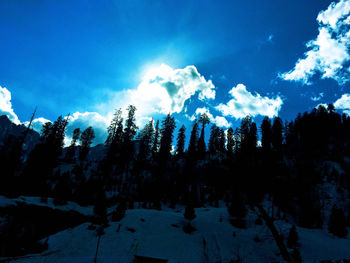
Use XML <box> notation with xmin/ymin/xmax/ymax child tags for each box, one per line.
<box><xmin>0</xmin><ymin>0</ymin><xmax>350</xmax><ymax>144</ymax></box>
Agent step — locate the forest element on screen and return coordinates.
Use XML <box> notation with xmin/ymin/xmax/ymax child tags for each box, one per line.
<box><xmin>1</xmin><ymin>103</ymin><xmax>350</xmax><ymax>262</ymax></box>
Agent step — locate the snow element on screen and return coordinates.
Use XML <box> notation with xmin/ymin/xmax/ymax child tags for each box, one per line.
<box><xmin>2</xmin><ymin>206</ymin><xmax>349</xmax><ymax>263</ymax></box>
<box><xmin>0</xmin><ymin>195</ymin><xmax>93</xmax><ymax>216</ymax></box>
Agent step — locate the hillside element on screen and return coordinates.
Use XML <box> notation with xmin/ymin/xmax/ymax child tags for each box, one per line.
<box><xmin>1</xmin><ymin>201</ymin><xmax>350</xmax><ymax>263</ymax></box>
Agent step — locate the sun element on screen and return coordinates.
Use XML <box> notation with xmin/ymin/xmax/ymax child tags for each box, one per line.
<box><xmin>140</xmin><ymin>63</ymin><xmax>174</xmax><ymax>82</ymax></box>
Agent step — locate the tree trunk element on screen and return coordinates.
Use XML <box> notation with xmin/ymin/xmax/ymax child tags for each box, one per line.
<box><xmin>256</xmin><ymin>204</ymin><xmax>292</xmax><ymax>262</ymax></box>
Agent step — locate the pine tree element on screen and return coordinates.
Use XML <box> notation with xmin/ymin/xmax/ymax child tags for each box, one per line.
<box><xmin>137</xmin><ymin>119</ymin><xmax>154</xmax><ymax>161</ymax></box>
<box><xmin>218</xmin><ymin>128</ymin><xmax>226</xmax><ymax>152</ymax></box>
<box><xmin>152</xmin><ymin>120</ymin><xmax>160</xmax><ymax>159</ymax></box>
<box><xmin>176</xmin><ymin>125</ymin><xmax>186</xmax><ymax>157</ymax></box>
<box><xmin>261</xmin><ymin>117</ymin><xmax>272</xmax><ymax>151</ymax></box>
<box><xmin>123</xmin><ymin>105</ymin><xmax>137</xmax><ymax>142</ymax></box>
<box><xmin>79</xmin><ymin>126</ymin><xmax>95</xmax><ymax>162</ymax></box>
<box><xmin>184</xmin><ymin>204</ymin><xmax>196</xmax><ymax>221</ymax></box>
<box><xmin>93</xmin><ymin>186</ymin><xmax>107</xmax><ymax>225</ymax></box>
<box><xmin>188</xmin><ymin>121</ymin><xmax>199</xmax><ymax>155</ymax></box>
<box><xmin>198</xmin><ymin>113</ymin><xmax>210</xmax><ymax>157</ymax></box>
<box><xmin>111</xmin><ymin>201</ymin><xmax>126</xmax><ymax>222</ymax></box>
<box><xmin>65</xmin><ymin>128</ymin><xmax>80</xmax><ymax>160</ymax></box>
<box><xmin>106</xmin><ymin>108</ymin><xmax>123</xmax><ymax>145</ymax></box>
<box><xmin>328</xmin><ymin>205</ymin><xmax>348</xmax><ymax>238</ymax></box>
<box><xmin>159</xmin><ymin>114</ymin><xmax>176</xmax><ymax>161</ymax></box>
<box><xmin>287</xmin><ymin>225</ymin><xmax>299</xmax><ymax>248</ymax></box>
<box><xmin>272</xmin><ymin>117</ymin><xmax>283</xmax><ymax>151</ymax></box>
<box><xmin>227</xmin><ymin>127</ymin><xmax>235</xmax><ymax>157</ymax></box>
<box><xmin>22</xmin><ymin>115</ymin><xmax>69</xmax><ymax>195</ymax></box>
<box><xmin>122</xmin><ymin>105</ymin><xmax>138</xmax><ymax>174</ymax></box>
<box><xmin>209</xmin><ymin>124</ymin><xmax>220</xmax><ymax>154</ymax></box>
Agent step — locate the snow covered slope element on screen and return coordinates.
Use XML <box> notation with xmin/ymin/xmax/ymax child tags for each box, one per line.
<box><xmin>3</xmin><ymin>207</ymin><xmax>350</xmax><ymax>263</ymax></box>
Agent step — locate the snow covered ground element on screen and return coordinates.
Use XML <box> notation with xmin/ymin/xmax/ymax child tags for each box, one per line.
<box><xmin>0</xmin><ymin>195</ymin><xmax>93</xmax><ymax>216</ymax></box>
<box><xmin>1</xmin><ymin>206</ymin><xmax>350</xmax><ymax>263</ymax></box>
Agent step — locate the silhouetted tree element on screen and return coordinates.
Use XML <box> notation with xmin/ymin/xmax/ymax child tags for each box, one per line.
<box><xmin>188</xmin><ymin>121</ymin><xmax>199</xmax><ymax>155</ymax></box>
<box><xmin>227</xmin><ymin>127</ymin><xmax>235</xmax><ymax>157</ymax></box>
<box><xmin>198</xmin><ymin>113</ymin><xmax>210</xmax><ymax>157</ymax></box>
<box><xmin>272</xmin><ymin>117</ymin><xmax>283</xmax><ymax>151</ymax></box>
<box><xmin>137</xmin><ymin>119</ymin><xmax>154</xmax><ymax>161</ymax></box>
<box><xmin>65</xmin><ymin>128</ymin><xmax>80</xmax><ymax>161</ymax></box>
<box><xmin>287</xmin><ymin>225</ymin><xmax>299</xmax><ymax>248</ymax></box>
<box><xmin>328</xmin><ymin>206</ymin><xmax>348</xmax><ymax>238</ymax></box>
<box><xmin>22</xmin><ymin>115</ymin><xmax>69</xmax><ymax>195</ymax></box>
<box><xmin>176</xmin><ymin>125</ymin><xmax>186</xmax><ymax>157</ymax></box>
<box><xmin>218</xmin><ymin>128</ymin><xmax>226</xmax><ymax>152</ymax></box>
<box><xmin>159</xmin><ymin>114</ymin><xmax>176</xmax><ymax>162</ymax></box>
<box><xmin>79</xmin><ymin>126</ymin><xmax>95</xmax><ymax>162</ymax></box>
<box><xmin>261</xmin><ymin>117</ymin><xmax>272</xmax><ymax>151</ymax></box>
<box><xmin>209</xmin><ymin>124</ymin><xmax>220</xmax><ymax>154</ymax></box>
<box><xmin>93</xmin><ymin>186</ymin><xmax>107</xmax><ymax>225</ymax></box>
<box><xmin>122</xmin><ymin>105</ymin><xmax>138</xmax><ymax>174</ymax></box>
<box><xmin>152</xmin><ymin>120</ymin><xmax>160</xmax><ymax>159</ymax></box>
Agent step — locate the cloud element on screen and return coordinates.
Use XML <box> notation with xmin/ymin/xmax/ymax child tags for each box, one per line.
<box><xmin>280</xmin><ymin>0</ymin><xmax>350</xmax><ymax>85</ymax></box>
<box><xmin>311</xmin><ymin>92</ymin><xmax>324</xmax><ymax>101</ymax></box>
<box><xmin>192</xmin><ymin>107</ymin><xmax>231</xmax><ymax>128</ymax></box>
<box><xmin>66</xmin><ymin>112</ymin><xmax>109</xmax><ymax>145</ymax></box>
<box><xmin>28</xmin><ymin>112</ymin><xmax>109</xmax><ymax>146</ymax></box>
<box><xmin>0</xmin><ymin>86</ymin><xmax>20</xmax><ymax>124</ymax></box>
<box><xmin>334</xmin><ymin>93</ymin><xmax>350</xmax><ymax>111</ymax></box>
<box><xmin>102</xmin><ymin>64</ymin><xmax>216</xmax><ymax>126</ymax></box>
<box><xmin>24</xmin><ymin>117</ymin><xmax>51</xmax><ymax>133</ymax></box>
<box><xmin>267</xmin><ymin>34</ymin><xmax>274</xmax><ymax>43</ymax></box>
<box><xmin>215</xmin><ymin>84</ymin><xmax>283</xmax><ymax>119</ymax></box>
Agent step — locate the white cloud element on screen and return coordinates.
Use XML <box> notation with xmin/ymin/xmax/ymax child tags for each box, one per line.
<box><xmin>334</xmin><ymin>93</ymin><xmax>350</xmax><ymax>110</ymax></box>
<box><xmin>0</xmin><ymin>86</ymin><xmax>20</xmax><ymax>124</ymax></box>
<box><xmin>192</xmin><ymin>107</ymin><xmax>231</xmax><ymax>128</ymax></box>
<box><xmin>280</xmin><ymin>0</ymin><xmax>350</xmax><ymax>85</ymax></box>
<box><xmin>215</xmin><ymin>84</ymin><xmax>283</xmax><ymax>119</ymax></box>
<box><xmin>24</xmin><ymin>117</ymin><xmax>51</xmax><ymax>133</ymax></box>
<box><xmin>28</xmin><ymin>112</ymin><xmax>109</xmax><ymax>146</ymax></box>
<box><xmin>133</xmin><ymin>64</ymin><xmax>215</xmax><ymax>113</ymax></box>
<box><xmin>65</xmin><ymin>112</ymin><xmax>109</xmax><ymax>145</ymax></box>
<box><xmin>311</xmin><ymin>92</ymin><xmax>324</xmax><ymax>101</ymax></box>
<box><xmin>268</xmin><ymin>34</ymin><xmax>274</xmax><ymax>42</ymax></box>
<box><xmin>101</xmin><ymin>64</ymin><xmax>216</xmax><ymax>127</ymax></box>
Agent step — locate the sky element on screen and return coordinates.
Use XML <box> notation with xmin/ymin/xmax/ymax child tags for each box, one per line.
<box><xmin>0</xmin><ymin>0</ymin><xmax>350</xmax><ymax>145</ymax></box>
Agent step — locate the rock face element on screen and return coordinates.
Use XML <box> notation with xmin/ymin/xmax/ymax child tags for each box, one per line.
<box><xmin>0</xmin><ymin>115</ymin><xmax>40</xmax><ymax>157</ymax></box>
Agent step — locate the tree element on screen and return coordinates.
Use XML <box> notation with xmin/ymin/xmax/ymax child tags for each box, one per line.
<box><xmin>209</xmin><ymin>124</ymin><xmax>220</xmax><ymax>154</ymax></box>
<box><xmin>240</xmin><ymin>116</ymin><xmax>257</xmax><ymax>153</ymax></box>
<box><xmin>272</xmin><ymin>117</ymin><xmax>283</xmax><ymax>151</ymax></box>
<box><xmin>287</xmin><ymin>225</ymin><xmax>299</xmax><ymax>248</ymax></box>
<box><xmin>93</xmin><ymin>186</ymin><xmax>107</xmax><ymax>225</ymax></box>
<box><xmin>159</xmin><ymin>114</ymin><xmax>176</xmax><ymax>161</ymax></box>
<box><xmin>227</xmin><ymin>127</ymin><xmax>235</xmax><ymax>156</ymax></box>
<box><xmin>137</xmin><ymin>119</ymin><xmax>154</xmax><ymax>161</ymax></box>
<box><xmin>218</xmin><ymin>128</ymin><xmax>226</xmax><ymax>152</ymax></box>
<box><xmin>261</xmin><ymin>117</ymin><xmax>272</xmax><ymax>151</ymax></box>
<box><xmin>328</xmin><ymin>206</ymin><xmax>348</xmax><ymax>238</ymax></box>
<box><xmin>187</xmin><ymin>121</ymin><xmax>199</xmax><ymax>155</ymax></box>
<box><xmin>122</xmin><ymin>105</ymin><xmax>138</xmax><ymax>174</ymax></box>
<box><xmin>79</xmin><ymin>126</ymin><xmax>95</xmax><ymax>162</ymax></box>
<box><xmin>184</xmin><ymin>204</ymin><xmax>196</xmax><ymax>221</ymax></box>
<box><xmin>106</xmin><ymin>108</ymin><xmax>123</xmax><ymax>146</ymax></box>
<box><xmin>22</xmin><ymin>115</ymin><xmax>69</xmax><ymax>195</ymax></box>
<box><xmin>111</xmin><ymin>201</ymin><xmax>126</xmax><ymax>222</ymax></box>
<box><xmin>176</xmin><ymin>125</ymin><xmax>186</xmax><ymax>157</ymax></box>
<box><xmin>65</xmin><ymin>128</ymin><xmax>80</xmax><ymax>160</ymax></box>
<box><xmin>198</xmin><ymin>113</ymin><xmax>210</xmax><ymax>156</ymax></box>
<box><xmin>183</xmin><ymin>204</ymin><xmax>197</xmax><ymax>234</ymax></box>
<box><xmin>152</xmin><ymin>120</ymin><xmax>160</xmax><ymax>159</ymax></box>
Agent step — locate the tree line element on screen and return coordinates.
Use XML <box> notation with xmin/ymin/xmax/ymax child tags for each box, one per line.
<box><xmin>1</xmin><ymin>103</ymin><xmax>350</xmax><ymax>240</ymax></box>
